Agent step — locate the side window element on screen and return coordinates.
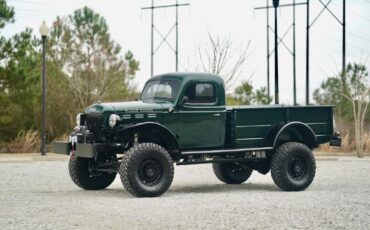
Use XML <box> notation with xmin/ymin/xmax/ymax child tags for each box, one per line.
<box><xmin>184</xmin><ymin>82</ymin><xmax>216</xmax><ymax>104</ymax></box>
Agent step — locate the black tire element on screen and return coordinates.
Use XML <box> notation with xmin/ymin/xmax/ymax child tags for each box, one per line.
<box><xmin>68</xmin><ymin>153</ymin><xmax>117</xmax><ymax>190</ymax></box>
<box><xmin>118</xmin><ymin>143</ymin><xmax>174</xmax><ymax>197</ymax></box>
<box><xmin>271</xmin><ymin>142</ymin><xmax>316</xmax><ymax>191</ymax></box>
<box><xmin>212</xmin><ymin>160</ymin><xmax>253</xmax><ymax>184</ymax></box>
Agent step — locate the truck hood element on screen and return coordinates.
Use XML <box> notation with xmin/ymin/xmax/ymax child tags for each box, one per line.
<box><xmin>85</xmin><ymin>100</ymin><xmax>173</xmax><ymax>113</ymax></box>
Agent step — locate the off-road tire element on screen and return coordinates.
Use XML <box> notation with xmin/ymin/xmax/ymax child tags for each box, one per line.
<box><xmin>118</xmin><ymin>143</ymin><xmax>174</xmax><ymax>197</ymax></box>
<box><xmin>212</xmin><ymin>160</ymin><xmax>253</xmax><ymax>184</ymax></box>
<box><xmin>271</xmin><ymin>142</ymin><xmax>316</xmax><ymax>191</ymax></box>
<box><xmin>68</xmin><ymin>153</ymin><xmax>117</xmax><ymax>190</ymax></box>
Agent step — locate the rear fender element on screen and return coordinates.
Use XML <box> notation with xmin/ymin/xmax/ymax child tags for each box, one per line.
<box><xmin>272</xmin><ymin>122</ymin><xmax>318</xmax><ymax>149</ymax></box>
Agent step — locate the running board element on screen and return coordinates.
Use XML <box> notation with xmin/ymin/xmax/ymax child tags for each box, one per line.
<box><xmin>181</xmin><ymin>147</ymin><xmax>273</xmax><ymax>156</ymax></box>
<box><xmin>177</xmin><ymin>157</ymin><xmax>266</xmax><ymax>166</ymax></box>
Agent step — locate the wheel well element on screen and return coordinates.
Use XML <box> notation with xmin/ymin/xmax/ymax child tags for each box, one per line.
<box><xmin>273</xmin><ymin>122</ymin><xmax>318</xmax><ymax>149</ymax></box>
<box><xmin>125</xmin><ymin>123</ymin><xmax>180</xmax><ymax>160</ymax></box>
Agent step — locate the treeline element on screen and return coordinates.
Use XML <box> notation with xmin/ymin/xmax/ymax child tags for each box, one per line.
<box><xmin>0</xmin><ymin>4</ymin><xmax>139</xmax><ymax>144</ymax></box>
<box><xmin>314</xmin><ymin>63</ymin><xmax>370</xmax><ymax>156</ymax></box>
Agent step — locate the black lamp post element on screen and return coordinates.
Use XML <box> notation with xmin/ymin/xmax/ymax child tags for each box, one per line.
<box><xmin>39</xmin><ymin>21</ymin><xmax>49</xmax><ymax>156</ymax></box>
<box><xmin>273</xmin><ymin>0</ymin><xmax>279</xmax><ymax>104</ymax></box>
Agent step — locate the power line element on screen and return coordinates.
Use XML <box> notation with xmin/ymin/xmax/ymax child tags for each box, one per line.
<box><xmin>8</xmin><ymin>0</ymin><xmax>55</xmax><ymax>5</ymax></box>
<box><xmin>312</xmin><ymin>41</ymin><xmax>361</xmax><ymax>61</ymax></box>
<box><xmin>347</xmin><ymin>31</ymin><xmax>370</xmax><ymax>43</ymax></box>
<box><xmin>15</xmin><ymin>11</ymin><xmax>63</xmax><ymax>16</ymax></box>
<box><xmin>318</xmin><ymin>25</ymin><xmax>370</xmax><ymax>44</ymax></box>
<box><xmin>332</xmin><ymin>2</ymin><xmax>370</xmax><ymax>23</ymax></box>
<box><xmin>320</xmin><ymin>34</ymin><xmax>370</xmax><ymax>53</ymax></box>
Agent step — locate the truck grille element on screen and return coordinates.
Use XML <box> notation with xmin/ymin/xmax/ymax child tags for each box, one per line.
<box><xmin>84</xmin><ymin>114</ymin><xmax>103</xmax><ymax>142</ymax></box>
<box><xmin>85</xmin><ymin>114</ymin><xmax>102</xmax><ymax>131</ymax></box>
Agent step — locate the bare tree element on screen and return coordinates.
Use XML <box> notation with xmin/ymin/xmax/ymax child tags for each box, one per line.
<box><xmin>196</xmin><ymin>33</ymin><xmax>251</xmax><ymax>91</ymax></box>
<box><xmin>340</xmin><ymin>64</ymin><xmax>370</xmax><ymax>157</ymax></box>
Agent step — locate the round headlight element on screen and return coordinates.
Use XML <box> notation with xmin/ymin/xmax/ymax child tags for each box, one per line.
<box><xmin>76</xmin><ymin>113</ymin><xmax>82</xmax><ymax>126</ymax></box>
<box><xmin>109</xmin><ymin>114</ymin><xmax>120</xmax><ymax>128</ymax></box>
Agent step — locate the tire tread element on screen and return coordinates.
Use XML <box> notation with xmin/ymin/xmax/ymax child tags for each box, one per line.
<box><xmin>118</xmin><ymin>143</ymin><xmax>174</xmax><ymax>197</ymax></box>
<box><xmin>271</xmin><ymin>142</ymin><xmax>316</xmax><ymax>191</ymax></box>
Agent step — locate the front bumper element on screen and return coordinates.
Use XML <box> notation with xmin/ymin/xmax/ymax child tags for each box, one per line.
<box><xmin>52</xmin><ymin>141</ymin><xmax>71</xmax><ymax>155</ymax></box>
<box><xmin>51</xmin><ymin>141</ymin><xmax>108</xmax><ymax>158</ymax></box>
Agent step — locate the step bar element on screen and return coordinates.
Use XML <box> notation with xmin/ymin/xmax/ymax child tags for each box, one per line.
<box><xmin>181</xmin><ymin>147</ymin><xmax>274</xmax><ymax>156</ymax></box>
<box><xmin>176</xmin><ymin>157</ymin><xmax>266</xmax><ymax>166</ymax></box>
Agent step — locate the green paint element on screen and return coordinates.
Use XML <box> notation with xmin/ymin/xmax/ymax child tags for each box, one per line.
<box><xmin>80</xmin><ymin>73</ymin><xmax>335</xmax><ymax>150</ymax></box>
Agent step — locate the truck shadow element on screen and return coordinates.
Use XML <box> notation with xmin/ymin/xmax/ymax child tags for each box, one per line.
<box><xmin>37</xmin><ymin>188</ymin><xmax>132</xmax><ymax>198</ymax></box>
<box><xmin>50</xmin><ymin>183</ymin><xmax>278</xmax><ymax>199</ymax></box>
<box><xmin>169</xmin><ymin>183</ymin><xmax>279</xmax><ymax>194</ymax></box>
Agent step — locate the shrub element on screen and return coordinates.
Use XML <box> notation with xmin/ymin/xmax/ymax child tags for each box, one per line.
<box><xmin>0</xmin><ymin>130</ymin><xmax>40</xmax><ymax>153</ymax></box>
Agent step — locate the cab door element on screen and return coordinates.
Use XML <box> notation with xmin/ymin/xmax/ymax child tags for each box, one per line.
<box><xmin>177</xmin><ymin>81</ymin><xmax>225</xmax><ymax>149</ymax></box>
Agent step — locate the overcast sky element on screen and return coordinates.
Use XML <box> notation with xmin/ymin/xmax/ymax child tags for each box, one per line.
<box><xmin>3</xmin><ymin>0</ymin><xmax>370</xmax><ymax>104</ymax></box>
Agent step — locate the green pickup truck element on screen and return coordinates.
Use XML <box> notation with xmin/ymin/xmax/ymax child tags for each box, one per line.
<box><xmin>53</xmin><ymin>72</ymin><xmax>341</xmax><ymax>197</ymax></box>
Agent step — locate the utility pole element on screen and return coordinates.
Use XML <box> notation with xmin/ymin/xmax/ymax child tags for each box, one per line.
<box><xmin>293</xmin><ymin>0</ymin><xmax>297</xmax><ymax>105</ymax></box>
<box><xmin>255</xmin><ymin>1</ymin><xmax>307</xmax><ymax>105</ymax></box>
<box><xmin>266</xmin><ymin>0</ymin><xmax>270</xmax><ymax>98</ymax></box>
<box><xmin>308</xmin><ymin>0</ymin><xmax>346</xmax><ymax>104</ymax></box>
<box><xmin>306</xmin><ymin>0</ymin><xmax>310</xmax><ymax>105</ymax></box>
<box><xmin>176</xmin><ymin>0</ymin><xmax>179</xmax><ymax>72</ymax></box>
<box><xmin>142</xmin><ymin>0</ymin><xmax>190</xmax><ymax>77</ymax></box>
<box><xmin>151</xmin><ymin>0</ymin><xmax>154</xmax><ymax>77</ymax></box>
<box><xmin>273</xmin><ymin>0</ymin><xmax>279</xmax><ymax>104</ymax></box>
<box><xmin>256</xmin><ymin>0</ymin><xmax>345</xmax><ymax>105</ymax></box>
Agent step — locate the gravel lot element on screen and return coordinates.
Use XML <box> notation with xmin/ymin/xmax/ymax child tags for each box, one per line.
<box><xmin>1</xmin><ymin>158</ymin><xmax>370</xmax><ymax>229</ymax></box>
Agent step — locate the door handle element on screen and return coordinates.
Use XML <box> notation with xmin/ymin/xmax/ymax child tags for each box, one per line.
<box><xmin>213</xmin><ymin>113</ymin><xmax>220</xmax><ymax>117</ymax></box>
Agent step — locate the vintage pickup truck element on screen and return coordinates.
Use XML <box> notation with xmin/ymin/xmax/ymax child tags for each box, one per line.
<box><xmin>53</xmin><ymin>73</ymin><xmax>341</xmax><ymax>197</ymax></box>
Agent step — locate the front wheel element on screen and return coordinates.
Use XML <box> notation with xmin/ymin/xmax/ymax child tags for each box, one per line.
<box><xmin>118</xmin><ymin>143</ymin><xmax>174</xmax><ymax>197</ymax></box>
<box><xmin>271</xmin><ymin>142</ymin><xmax>316</xmax><ymax>191</ymax></box>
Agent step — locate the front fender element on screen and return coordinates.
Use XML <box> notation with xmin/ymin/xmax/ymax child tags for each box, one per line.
<box><xmin>113</xmin><ymin>122</ymin><xmax>180</xmax><ymax>153</ymax></box>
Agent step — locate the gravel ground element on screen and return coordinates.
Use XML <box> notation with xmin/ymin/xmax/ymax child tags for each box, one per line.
<box><xmin>0</xmin><ymin>159</ymin><xmax>370</xmax><ymax>230</ymax></box>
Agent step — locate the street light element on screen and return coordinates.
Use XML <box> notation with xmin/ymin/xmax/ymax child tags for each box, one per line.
<box><xmin>39</xmin><ymin>21</ymin><xmax>49</xmax><ymax>156</ymax></box>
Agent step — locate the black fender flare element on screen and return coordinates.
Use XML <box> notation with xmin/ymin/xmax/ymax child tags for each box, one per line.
<box><xmin>116</xmin><ymin>122</ymin><xmax>180</xmax><ymax>152</ymax></box>
<box><xmin>272</xmin><ymin>121</ymin><xmax>318</xmax><ymax>149</ymax></box>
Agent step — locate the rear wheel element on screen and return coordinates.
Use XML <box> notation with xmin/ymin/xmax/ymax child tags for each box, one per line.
<box><xmin>212</xmin><ymin>160</ymin><xmax>253</xmax><ymax>184</ymax></box>
<box><xmin>118</xmin><ymin>143</ymin><xmax>174</xmax><ymax>197</ymax></box>
<box><xmin>271</xmin><ymin>142</ymin><xmax>316</xmax><ymax>191</ymax></box>
<box><xmin>68</xmin><ymin>152</ymin><xmax>117</xmax><ymax>190</ymax></box>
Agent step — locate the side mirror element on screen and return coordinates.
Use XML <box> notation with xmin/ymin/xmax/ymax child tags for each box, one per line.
<box><xmin>181</xmin><ymin>96</ymin><xmax>189</xmax><ymax>106</ymax></box>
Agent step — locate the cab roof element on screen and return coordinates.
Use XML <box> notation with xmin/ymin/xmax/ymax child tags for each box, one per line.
<box><xmin>149</xmin><ymin>72</ymin><xmax>225</xmax><ymax>85</ymax></box>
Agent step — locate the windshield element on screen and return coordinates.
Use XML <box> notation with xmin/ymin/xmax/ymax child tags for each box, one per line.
<box><xmin>141</xmin><ymin>79</ymin><xmax>181</xmax><ymax>102</ymax></box>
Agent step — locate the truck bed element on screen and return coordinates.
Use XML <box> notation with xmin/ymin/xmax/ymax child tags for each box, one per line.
<box><xmin>226</xmin><ymin>105</ymin><xmax>334</xmax><ymax>148</ymax></box>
